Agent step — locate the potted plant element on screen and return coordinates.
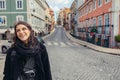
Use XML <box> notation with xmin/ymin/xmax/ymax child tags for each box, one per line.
<box><xmin>115</xmin><ymin>34</ymin><xmax>120</xmax><ymax>48</ymax></box>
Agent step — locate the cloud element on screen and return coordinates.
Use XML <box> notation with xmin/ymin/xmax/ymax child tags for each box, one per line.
<box><xmin>63</xmin><ymin>0</ymin><xmax>69</xmax><ymax>4</ymax></box>
<box><xmin>53</xmin><ymin>6</ymin><xmax>60</xmax><ymax>11</ymax></box>
<box><xmin>46</xmin><ymin>0</ymin><xmax>69</xmax><ymax>4</ymax></box>
<box><xmin>46</xmin><ymin>0</ymin><xmax>73</xmax><ymax>11</ymax></box>
<box><xmin>57</xmin><ymin>0</ymin><xmax>65</xmax><ymax>4</ymax></box>
<box><xmin>50</xmin><ymin>5</ymin><xmax>60</xmax><ymax>11</ymax></box>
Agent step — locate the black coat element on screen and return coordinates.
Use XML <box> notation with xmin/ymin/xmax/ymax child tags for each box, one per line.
<box><xmin>3</xmin><ymin>43</ymin><xmax>52</xmax><ymax>80</ymax></box>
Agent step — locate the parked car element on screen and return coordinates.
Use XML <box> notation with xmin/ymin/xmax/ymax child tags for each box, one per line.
<box><xmin>0</xmin><ymin>40</ymin><xmax>13</xmax><ymax>54</ymax></box>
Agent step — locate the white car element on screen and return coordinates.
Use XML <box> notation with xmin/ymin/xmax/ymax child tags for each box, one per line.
<box><xmin>0</xmin><ymin>40</ymin><xmax>13</xmax><ymax>54</ymax></box>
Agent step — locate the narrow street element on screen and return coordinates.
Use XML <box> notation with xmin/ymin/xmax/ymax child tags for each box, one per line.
<box><xmin>0</xmin><ymin>0</ymin><xmax>120</xmax><ymax>80</ymax></box>
<box><xmin>45</xmin><ymin>26</ymin><xmax>120</xmax><ymax>80</ymax></box>
<box><xmin>0</xmin><ymin>26</ymin><xmax>120</xmax><ymax>80</ymax></box>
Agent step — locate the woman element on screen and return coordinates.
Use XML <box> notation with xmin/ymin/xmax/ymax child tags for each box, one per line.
<box><xmin>3</xmin><ymin>21</ymin><xmax>52</xmax><ymax>80</ymax></box>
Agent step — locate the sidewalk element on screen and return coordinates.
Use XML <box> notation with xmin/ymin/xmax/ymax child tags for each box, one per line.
<box><xmin>65</xmin><ymin>31</ymin><xmax>120</xmax><ymax>55</ymax></box>
<box><xmin>42</xmin><ymin>28</ymin><xmax>120</xmax><ymax>55</ymax></box>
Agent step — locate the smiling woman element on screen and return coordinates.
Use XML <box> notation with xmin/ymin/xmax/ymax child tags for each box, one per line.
<box><xmin>15</xmin><ymin>24</ymin><xmax>31</xmax><ymax>44</ymax></box>
<box><xmin>3</xmin><ymin>21</ymin><xmax>52</xmax><ymax>80</ymax></box>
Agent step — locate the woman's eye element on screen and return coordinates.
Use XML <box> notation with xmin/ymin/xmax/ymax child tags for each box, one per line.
<box><xmin>16</xmin><ymin>27</ymin><xmax>28</xmax><ymax>32</ymax></box>
<box><xmin>22</xmin><ymin>28</ymin><xmax>27</xmax><ymax>30</ymax></box>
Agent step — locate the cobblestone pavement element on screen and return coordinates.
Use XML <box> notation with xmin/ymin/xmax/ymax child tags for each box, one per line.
<box><xmin>1</xmin><ymin>43</ymin><xmax>120</xmax><ymax>80</ymax></box>
<box><xmin>0</xmin><ymin>54</ymin><xmax>6</xmax><ymax>80</ymax></box>
<box><xmin>46</xmin><ymin>42</ymin><xmax>120</xmax><ymax>80</ymax></box>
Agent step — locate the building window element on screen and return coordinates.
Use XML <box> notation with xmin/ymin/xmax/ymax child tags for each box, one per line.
<box><xmin>89</xmin><ymin>2</ymin><xmax>92</xmax><ymax>12</ymax></box>
<box><xmin>98</xmin><ymin>16</ymin><xmax>102</xmax><ymax>34</ymax></box>
<box><xmin>0</xmin><ymin>0</ymin><xmax>6</xmax><ymax>10</ymax></box>
<box><xmin>16</xmin><ymin>0</ymin><xmax>23</xmax><ymax>9</ymax></box>
<box><xmin>93</xmin><ymin>18</ymin><xmax>96</xmax><ymax>26</ymax></box>
<box><xmin>93</xmin><ymin>0</ymin><xmax>96</xmax><ymax>9</ymax></box>
<box><xmin>98</xmin><ymin>0</ymin><xmax>102</xmax><ymax>7</ymax></box>
<box><xmin>16</xmin><ymin>15</ymin><xmax>24</xmax><ymax>21</ymax></box>
<box><xmin>0</xmin><ymin>16</ymin><xmax>7</xmax><ymax>25</ymax></box>
<box><xmin>105</xmin><ymin>14</ymin><xmax>110</xmax><ymax>34</ymax></box>
<box><xmin>105</xmin><ymin>0</ymin><xmax>110</xmax><ymax>3</ymax></box>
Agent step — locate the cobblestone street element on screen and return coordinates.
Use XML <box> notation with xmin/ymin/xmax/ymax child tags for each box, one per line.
<box><xmin>1</xmin><ymin>26</ymin><xmax>120</xmax><ymax>80</ymax></box>
<box><xmin>46</xmin><ymin>45</ymin><xmax>120</xmax><ymax>80</ymax></box>
<box><xmin>0</xmin><ymin>54</ymin><xmax>5</xmax><ymax>80</ymax></box>
<box><xmin>1</xmin><ymin>44</ymin><xmax>120</xmax><ymax>80</ymax></box>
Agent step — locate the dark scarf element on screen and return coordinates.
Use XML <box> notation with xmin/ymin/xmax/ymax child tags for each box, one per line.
<box><xmin>15</xmin><ymin>37</ymin><xmax>40</xmax><ymax>57</ymax></box>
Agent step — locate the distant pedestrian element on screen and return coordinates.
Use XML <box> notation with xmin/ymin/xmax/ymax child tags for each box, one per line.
<box><xmin>3</xmin><ymin>21</ymin><xmax>52</xmax><ymax>80</ymax></box>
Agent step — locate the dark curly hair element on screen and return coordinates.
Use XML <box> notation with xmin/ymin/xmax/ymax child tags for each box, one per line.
<box><xmin>13</xmin><ymin>21</ymin><xmax>35</xmax><ymax>46</ymax></box>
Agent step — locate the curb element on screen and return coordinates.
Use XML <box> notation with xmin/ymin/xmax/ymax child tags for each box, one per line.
<box><xmin>65</xmin><ymin>31</ymin><xmax>120</xmax><ymax>55</ymax></box>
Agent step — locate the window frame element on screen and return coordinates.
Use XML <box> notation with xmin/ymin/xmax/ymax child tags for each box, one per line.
<box><xmin>98</xmin><ymin>0</ymin><xmax>102</xmax><ymax>7</ymax></box>
<box><xmin>93</xmin><ymin>0</ymin><xmax>96</xmax><ymax>10</ymax></box>
<box><xmin>98</xmin><ymin>16</ymin><xmax>102</xmax><ymax>34</ymax></box>
<box><xmin>0</xmin><ymin>16</ymin><xmax>7</xmax><ymax>26</ymax></box>
<box><xmin>105</xmin><ymin>0</ymin><xmax>110</xmax><ymax>3</ymax></box>
<box><xmin>0</xmin><ymin>0</ymin><xmax>6</xmax><ymax>10</ymax></box>
<box><xmin>16</xmin><ymin>15</ymin><xmax>24</xmax><ymax>21</ymax></box>
<box><xmin>16</xmin><ymin>0</ymin><xmax>23</xmax><ymax>9</ymax></box>
<box><xmin>104</xmin><ymin>14</ymin><xmax>110</xmax><ymax>34</ymax></box>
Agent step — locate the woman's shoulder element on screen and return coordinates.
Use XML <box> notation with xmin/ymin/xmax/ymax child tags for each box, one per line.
<box><xmin>39</xmin><ymin>43</ymin><xmax>48</xmax><ymax>53</ymax></box>
<box><xmin>7</xmin><ymin>47</ymin><xmax>16</xmax><ymax>55</ymax></box>
<box><xmin>39</xmin><ymin>43</ymin><xmax>45</xmax><ymax>49</ymax></box>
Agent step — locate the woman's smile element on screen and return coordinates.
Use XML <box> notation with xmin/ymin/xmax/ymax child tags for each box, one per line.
<box><xmin>16</xmin><ymin>24</ymin><xmax>31</xmax><ymax>43</ymax></box>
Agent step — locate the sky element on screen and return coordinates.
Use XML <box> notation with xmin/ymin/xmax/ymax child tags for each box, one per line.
<box><xmin>46</xmin><ymin>0</ymin><xmax>74</xmax><ymax>20</ymax></box>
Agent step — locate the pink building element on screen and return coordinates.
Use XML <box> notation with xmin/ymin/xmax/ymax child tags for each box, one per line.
<box><xmin>78</xmin><ymin>0</ymin><xmax>120</xmax><ymax>47</ymax></box>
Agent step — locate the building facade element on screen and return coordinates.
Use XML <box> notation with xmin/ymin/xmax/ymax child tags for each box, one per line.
<box><xmin>70</xmin><ymin>1</ymin><xmax>76</xmax><ymax>35</ymax></box>
<box><xmin>70</xmin><ymin>0</ymin><xmax>85</xmax><ymax>36</ymax></box>
<box><xmin>57</xmin><ymin>8</ymin><xmax>70</xmax><ymax>30</ymax></box>
<box><xmin>49</xmin><ymin>9</ymin><xmax>55</xmax><ymax>31</ymax></box>
<box><xmin>29</xmin><ymin>0</ymin><xmax>46</xmax><ymax>35</ymax></box>
<box><xmin>76</xmin><ymin>0</ymin><xmax>120</xmax><ymax>48</ymax></box>
<box><xmin>44</xmin><ymin>1</ymin><xmax>52</xmax><ymax>34</ymax></box>
<box><xmin>0</xmin><ymin>0</ymin><xmax>46</xmax><ymax>40</ymax></box>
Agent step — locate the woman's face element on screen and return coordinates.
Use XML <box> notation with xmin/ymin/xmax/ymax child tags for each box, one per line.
<box><xmin>16</xmin><ymin>24</ymin><xmax>31</xmax><ymax>43</ymax></box>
